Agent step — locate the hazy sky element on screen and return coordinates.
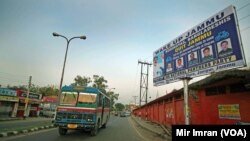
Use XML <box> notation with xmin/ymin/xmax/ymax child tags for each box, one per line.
<box><xmin>0</xmin><ymin>0</ymin><xmax>249</xmax><ymax>104</ymax></box>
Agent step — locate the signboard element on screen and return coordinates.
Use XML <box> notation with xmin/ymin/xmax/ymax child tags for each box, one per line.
<box><xmin>153</xmin><ymin>5</ymin><xmax>246</xmax><ymax>86</ymax></box>
<box><xmin>218</xmin><ymin>104</ymin><xmax>241</xmax><ymax>120</ymax></box>
<box><xmin>42</xmin><ymin>96</ymin><xmax>57</xmax><ymax>103</ymax></box>
<box><xmin>0</xmin><ymin>88</ymin><xmax>17</xmax><ymax>96</ymax></box>
<box><xmin>21</xmin><ymin>92</ymin><xmax>41</xmax><ymax>100</ymax></box>
<box><xmin>0</xmin><ymin>95</ymin><xmax>19</xmax><ymax>102</ymax></box>
<box><xmin>19</xmin><ymin>97</ymin><xmax>41</xmax><ymax>104</ymax></box>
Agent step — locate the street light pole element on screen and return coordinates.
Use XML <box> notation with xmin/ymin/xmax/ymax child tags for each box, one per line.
<box><xmin>107</xmin><ymin>87</ymin><xmax>115</xmax><ymax>97</ymax></box>
<box><xmin>108</xmin><ymin>88</ymin><xmax>115</xmax><ymax>93</ymax></box>
<box><xmin>53</xmin><ymin>32</ymin><xmax>86</xmax><ymax>106</ymax></box>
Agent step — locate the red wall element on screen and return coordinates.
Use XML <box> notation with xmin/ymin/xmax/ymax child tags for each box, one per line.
<box><xmin>133</xmin><ymin>90</ymin><xmax>250</xmax><ymax>125</ymax></box>
<box><xmin>190</xmin><ymin>90</ymin><xmax>250</xmax><ymax>124</ymax></box>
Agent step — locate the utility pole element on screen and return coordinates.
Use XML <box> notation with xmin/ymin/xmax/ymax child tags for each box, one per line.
<box><xmin>138</xmin><ymin>60</ymin><xmax>151</xmax><ymax>106</ymax></box>
<box><xmin>24</xmin><ymin>76</ymin><xmax>32</xmax><ymax>119</ymax></box>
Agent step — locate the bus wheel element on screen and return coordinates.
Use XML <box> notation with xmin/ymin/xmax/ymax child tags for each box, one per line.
<box><xmin>59</xmin><ymin>127</ymin><xmax>67</xmax><ymax>135</ymax></box>
<box><xmin>91</xmin><ymin>121</ymin><xmax>99</xmax><ymax>136</ymax></box>
<box><xmin>102</xmin><ymin>123</ymin><xmax>106</xmax><ymax>128</ymax></box>
<box><xmin>102</xmin><ymin>116</ymin><xmax>109</xmax><ymax>128</ymax></box>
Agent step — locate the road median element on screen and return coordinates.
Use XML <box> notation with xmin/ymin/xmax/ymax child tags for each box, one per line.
<box><xmin>0</xmin><ymin>124</ymin><xmax>56</xmax><ymax>138</ymax></box>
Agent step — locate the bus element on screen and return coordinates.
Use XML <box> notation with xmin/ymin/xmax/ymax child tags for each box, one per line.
<box><xmin>53</xmin><ymin>85</ymin><xmax>111</xmax><ymax>136</ymax></box>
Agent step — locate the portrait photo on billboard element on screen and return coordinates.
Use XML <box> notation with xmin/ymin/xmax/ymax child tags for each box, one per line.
<box><xmin>188</xmin><ymin>51</ymin><xmax>199</xmax><ymax>66</ymax></box>
<box><xmin>175</xmin><ymin>57</ymin><xmax>184</xmax><ymax>70</ymax></box>
<box><xmin>166</xmin><ymin>62</ymin><xmax>173</xmax><ymax>73</ymax></box>
<box><xmin>153</xmin><ymin>51</ymin><xmax>165</xmax><ymax>78</ymax></box>
<box><xmin>217</xmin><ymin>38</ymin><xmax>233</xmax><ymax>58</ymax></box>
<box><xmin>201</xmin><ymin>45</ymin><xmax>214</xmax><ymax>62</ymax></box>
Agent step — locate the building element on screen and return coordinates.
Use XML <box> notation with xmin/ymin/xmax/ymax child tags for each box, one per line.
<box><xmin>0</xmin><ymin>88</ymin><xmax>19</xmax><ymax>118</ymax></box>
<box><xmin>133</xmin><ymin>69</ymin><xmax>250</xmax><ymax>125</ymax></box>
<box><xmin>16</xmin><ymin>90</ymin><xmax>42</xmax><ymax>117</ymax></box>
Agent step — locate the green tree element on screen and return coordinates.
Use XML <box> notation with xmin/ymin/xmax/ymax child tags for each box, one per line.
<box><xmin>71</xmin><ymin>75</ymin><xmax>91</xmax><ymax>87</ymax></box>
<box><xmin>106</xmin><ymin>91</ymin><xmax>119</xmax><ymax>109</ymax></box>
<box><xmin>92</xmin><ymin>75</ymin><xmax>107</xmax><ymax>93</ymax></box>
<box><xmin>39</xmin><ymin>85</ymin><xmax>59</xmax><ymax>96</ymax></box>
<box><xmin>115</xmin><ymin>103</ymin><xmax>125</xmax><ymax>111</ymax></box>
<box><xmin>70</xmin><ymin>75</ymin><xmax>120</xmax><ymax>107</ymax></box>
<box><xmin>30</xmin><ymin>84</ymin><xmax>40</xmax><ymax>93</ymax></box>
<box><xmin>7</xmin><ymin>85</ymin><xmax>27</xmax><ymax>91</ymax></box>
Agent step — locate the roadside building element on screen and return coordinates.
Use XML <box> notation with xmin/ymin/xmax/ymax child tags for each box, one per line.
<box><xmin>133</xmin><ymin>69</ymin><xmax>250</xmax><ymax>125</ymax></box>
<box><xmin>40</xmin><ymin>96</ymin><xmax>57</xmax><ymax>118</ymax></box>
<box><xmin>127</xmin><ymin>103</ymin><xmax>138</xmax><ymax>112</ymax></box>
<box><xmin>0</xmin><ymin>88</ymin><xmax>19</xmax><ymax>118</ymax></box>
<box><xmin>16</xmin><ymin>90</ymin><xmax>42</xmax><ymax>117</ymax></box>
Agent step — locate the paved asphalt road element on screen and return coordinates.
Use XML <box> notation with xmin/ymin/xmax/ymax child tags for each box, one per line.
<box><xmin>0</xmin><ymin>118</ymin><xmax>53</xmax><ymax>132</ymax></box>
<box><xmin>1</xmin><ymin>116</ymin><xmax>153</xmax><ymax>141</ymax></box>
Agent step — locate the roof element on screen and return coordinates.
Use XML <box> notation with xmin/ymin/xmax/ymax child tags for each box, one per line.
<box><xmin>137</xmin><ymin>69</ymin><xmax>250</xmax><ymax>109</ymax></box>
<box><xmin>61</xmin><ymin>85</ymin><xmax>100</xmax><ymax>94</ymax></box>
<box><xmin>190</xmin><ymin>69</ymin><xmax>250</xmax><ymax>89</ymax></box>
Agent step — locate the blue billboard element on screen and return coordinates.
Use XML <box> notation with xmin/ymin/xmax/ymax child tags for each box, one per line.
<box><xmin>153</xmin><ymin>5</ymin><xmax>246</xmax><ymax>86</ymax></box>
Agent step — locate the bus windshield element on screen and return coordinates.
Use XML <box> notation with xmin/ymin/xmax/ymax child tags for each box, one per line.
<box><xmin>60</xmin><ymin>92</ymin><xmax>78</xmax><ymax>106</ymax></box>
<box><xmin>77</xmin><ymin>93</ymin><xmax>96</xmax><ymax>104</ymax></box>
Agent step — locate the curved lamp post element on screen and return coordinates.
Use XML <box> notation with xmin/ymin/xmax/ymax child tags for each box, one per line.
<box><xmin>108</xmin><ymin>88</ymin><xmax>115</xmax><ymax>92</ymax></box>
<box><xmin>53</xmin><ymin>32</ymin><xmax>86</xmax><ymax>106</ymax></box>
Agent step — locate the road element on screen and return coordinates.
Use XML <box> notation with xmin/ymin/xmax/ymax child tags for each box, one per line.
<box><xmin>1</xmin><ymin>116</ymin><xmax>161</xmax><ymax>141</ymax></box>
<box><xmin>0</xmin><ymin>118</ymin><xmax>53</xmax><ymax>132</ymax></box>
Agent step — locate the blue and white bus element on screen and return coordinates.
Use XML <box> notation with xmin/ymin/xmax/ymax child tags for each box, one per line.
<box><xmin>54</xmin><ymin>85</ymin><xmax>111</xmax><ymax>136</ymax></box>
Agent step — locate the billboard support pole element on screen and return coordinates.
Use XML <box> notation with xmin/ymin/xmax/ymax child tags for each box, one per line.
<box><xmin>182</xmin><ymin>77</ymin><xmax>192</xmax><ymax>125</ymax></box>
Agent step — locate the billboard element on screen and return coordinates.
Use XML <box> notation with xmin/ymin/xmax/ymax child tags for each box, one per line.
<box><xmin>153</xmin><ymin>5</ymin><xmax>246</xmax><ymax>86</ymax></box>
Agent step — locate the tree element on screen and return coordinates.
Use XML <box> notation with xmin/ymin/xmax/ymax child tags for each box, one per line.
<box><xmin>92</xmin><ymin>75</ymin><xmax>107</xmax><ymax>93</ymax></box>
<box><xmin>39</xmin><ymin>85</ymin><xmax>59</xmax><ymax>96</ymax></box>
<box><xmin>71</xmin><ymin>75</ymin><xmax>91</xmax><ymax>87</ymax></box>
<box><xmin>106</xmin><ymin>91</ymin><xmax>119</xmax><ymax>109</ymax></box>
<box><xmin>70</xmin><ymin>74</ymin><xmax>120</xmax><ymax>107</ymax></box>
<box><xmin>6</xmin><ymin>84</ymin><xmax>59</xmax><ymax>96</ymax></box>
<box><xmin>30</xmin><ymin>84</ymin><xmax>40</xmax><ymax>93</ymax></box>
<box><xmin>7</xmin><ymin>85</ymin><xmax>27</xmax><ymax>91</ymax></box>
<box><xmin>115</xmin><ymin>103</ymin><xmax>125</xmax><ymax>111</ymax></box>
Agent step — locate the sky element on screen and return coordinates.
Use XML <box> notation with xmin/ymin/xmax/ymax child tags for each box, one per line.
<box><xmin>0</xmin><ymin>0</ymin><xmax>250</xmax><ymax>105</ymax></box>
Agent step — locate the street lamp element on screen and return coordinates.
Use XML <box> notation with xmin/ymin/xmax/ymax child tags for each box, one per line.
<box><xmin>108</xmin><ymin>88</ymin><xmax>115</xmax><ymax>91</ymax></box>
<box><xmin>53</xmin><ymin>32</ymin><xmax>86</xmax><ymax>106</ymax></box>
<box><xmin>107</xmin><ymin>88</ymin><xmax>115</xmax><ymax>93</ymax></box>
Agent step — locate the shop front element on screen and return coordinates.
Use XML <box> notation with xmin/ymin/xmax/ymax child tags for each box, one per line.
<box><xmin>16</xmin><ymin>91</ymin><xmax>42</xmax><ymax>117</ymax></box>
<box><xmin>0</xmin><ymin>88</ymin><xmax>19</xmax><ymax>118</ymax></box>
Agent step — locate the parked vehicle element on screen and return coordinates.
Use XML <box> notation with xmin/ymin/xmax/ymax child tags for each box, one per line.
<box><xmin>125</xmin><ymin>111</ymin><xmax>131</xmax><ymax>116</ymax></box>
<box><xmin>120</xmin><ymin>112</ymin><xmax>126</xmax><ymax>117</ymax></box>
<box><xmin>40</xmin><ymin>108</ymin><xmax>56</xmax><ymax>118</ymax></box>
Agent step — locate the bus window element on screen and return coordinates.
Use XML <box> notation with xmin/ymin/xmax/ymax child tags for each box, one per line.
<box><xmin>60</xmin><ymin>92</ymin><xmax>78</xmax><ymax>106</ymax></box>
<box><xmin>98</xmin><ymin>95</ymin><xmax>103</xmax><ymax>107</ymax></box>
<box><xmin>77</xmin><ymin>93</ymin><xmax>97</xmax><ymax>103</ymax></box>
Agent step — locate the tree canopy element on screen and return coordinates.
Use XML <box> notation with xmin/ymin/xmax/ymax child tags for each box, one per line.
<box><xmin>114</xmin><ymin>103</ymin><xmax>125</xmax><ymax>111</ymax></box>
<box><xmin>5</xmin><ymin>74</ymin><xmax>119</xmax><ymax>104</ymax></box>
<box><xmin>71</xmin><ymin>75</ymin><xmax>119</xmax><ymax>107</ymax></box>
